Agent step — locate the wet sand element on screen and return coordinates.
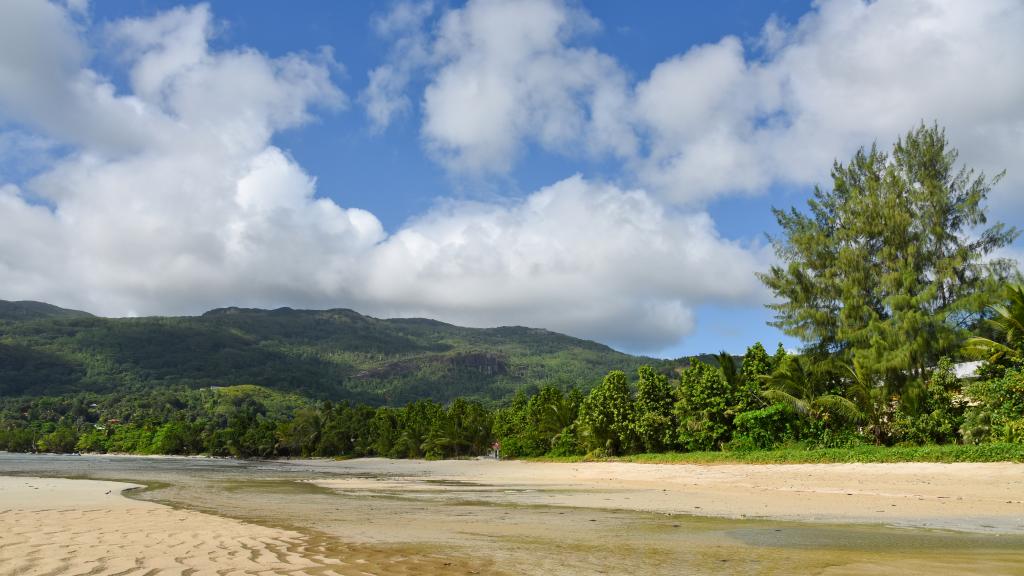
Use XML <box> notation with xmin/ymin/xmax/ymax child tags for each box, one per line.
<box><xmin>2</xmin><ymin>454</ymin><xmax>1024</xmax><ymax>575</ymax></box>
<box><xmin>306</xmin><ymin>458</ymin><xmax>1024</xmax><ymax>533</ymax></box>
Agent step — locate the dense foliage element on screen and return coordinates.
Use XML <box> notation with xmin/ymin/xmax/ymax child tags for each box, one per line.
<box><xmin>759</xmin><ymin>124</ymin><xmax>1017</xmax><ymax>392</ymax></box>
<box><xmin>3</xmin><ymin>342</ymin><xmax>1021</xmax><ymax>459</ymax></box>
<box><xmin>0</xmin><ymin>304</ymin><xmax>660</xmax><ymax>404</ymax></box>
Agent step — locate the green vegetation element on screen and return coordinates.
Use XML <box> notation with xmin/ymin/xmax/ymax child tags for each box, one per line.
<box><xmin>761</xmin><ymin>124</ymin><xmax>1016</xmax><ymax>387</ymax></box>
<box><xmin>532</xmin><ymin>443</ymin><xmax>1024</xmax><ymax>464</ymax></box>
<box><xmin>2</xmin><ymin>124</ymin><xmax>1023</xmax><ymax>463</ymax></box>
<box><xmin>0</xmin><ymin>300</ymin><xmax>93</xmax><ymax>322</ymax></box>
<box><xmin>0</xmin><ymin>305</ymin><xmax>661</xmax><ymax>403</ymax></box>
<box><xmin>964</xmin><ymin>283</ymin><xmax>1024</xmax><ymax>365</ymax></box>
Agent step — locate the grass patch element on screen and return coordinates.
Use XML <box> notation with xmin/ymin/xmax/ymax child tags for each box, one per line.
<box><xmin>526</xmin><ymin>443</ymin><xmax>1024</xmax><ymax>464</ymax></box>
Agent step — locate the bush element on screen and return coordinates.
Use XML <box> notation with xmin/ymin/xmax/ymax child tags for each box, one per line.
<box><xmin>1004</xmin><ymin>418</ymin><xmax>1024</xmax><ymax>444</ymax></box>
<box><xmin>891</xmin><ymin>358</ymin><xmax>966</xmax><ymax>445</ymax></box>
<box><xmin>75</xmin><ymin>428</ymin><xmax>109</xmax><ymax>453</ymax></box>
<box><xmin>37</xmin><ymin>425</ymin><xmax>79</xmax><ymax>453</ymax></box>
<box><xmin>733</xmin><ymin>403</ymin><xmax>801</xmax><ymax>449</ymax></box>
<box><xmin>675</xmin><ymin>361</ymin><xmax>735</xmax><ymax>451</ymax></box>
<box><xmin>548</xmin><ymin>427</ymin><xmax>584</xmax><ymax>456</ymax></box>
<box><xmin>806</xmin><ymin>418</ymin><xmax>865</xmax><ymax>449</ymax></box>
<box><xmin>0</xmin><ymin>426</ymin><xmax>37</xmax><ymax>452</ymax></box>
<box><xmin>961</xmin><ymin>368</ymin><xmax>1024</xmax><ymax>444</ymax></box>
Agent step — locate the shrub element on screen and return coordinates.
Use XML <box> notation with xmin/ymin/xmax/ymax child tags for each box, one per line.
<box><xmin>733</xmin><ymin>402</ymin><xmax>801</xmax><ymax>449</ymax></box>
<box><xmin>675</xmin><ymin>360</ymin><xmax>735</xmax><ymax>451</ymax></box>
<box><xmin>961</xmin><ymin>368</ymin><xmax>1024</xmax><ymax>444</ymax></box>
<box><xmin>892</xmin><ymin>358</ymin><xmax>966</xmax><ymax>445</ymax></box>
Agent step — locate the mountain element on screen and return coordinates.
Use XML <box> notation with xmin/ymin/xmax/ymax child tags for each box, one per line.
<box><xmin>0</xmin><ymin>301</ymin><xmax>662</xmax><ymax>404</ymax></box>
<box><xmin>0</xmin><ymin>300</ymin><xmax>93</xmax><ymax>322</ymax></box>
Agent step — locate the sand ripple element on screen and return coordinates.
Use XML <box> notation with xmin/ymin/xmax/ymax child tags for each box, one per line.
<box><xmin>0</xmin><ymin>477</ymin><xmax>491</xmax><ymax>576</ymax></box>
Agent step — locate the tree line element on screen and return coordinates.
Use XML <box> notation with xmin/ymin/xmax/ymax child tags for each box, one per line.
<box><xmin>3</xmin><ymin>331</ymin><xmax>1022</xmax><ymax>459</ymax></box>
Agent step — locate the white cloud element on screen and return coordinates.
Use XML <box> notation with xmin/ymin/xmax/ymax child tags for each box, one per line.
<box><xmin>361</xmin><ymin>175</ymin><xmax>766</xmax><ymax>351</ymax></box>
<box><xmin>367</xmin><ymin>0</ymin><xmax>635</xmax><ymax>172</ymax></box>
<box><xmin>0</xmin><ymin>1</ymin><xmax>766</xmax><ymax>352</ymax></box>
<box><xmin>0</xmin><ymin>2</ymin><xmax>374</xmax><ymax>316</ymax></box>
<box><xmin>635</xmin><ymin>0</ymin><xmax>1024</xmax><ymax>206</ymax></box>
<box><xmin>361</xmin><ymin>1</ymin><xmax>434</xmax><ymax>131</ymax></box>
<box><xmin>64</xmin><ymin>0</ymin><xmax>88</xmax><ymax>15</ymax></box>
<box><xmin>372</xmin><ymin>0</ymin><xmax>1024</xmax><ymax>210</ymax></box>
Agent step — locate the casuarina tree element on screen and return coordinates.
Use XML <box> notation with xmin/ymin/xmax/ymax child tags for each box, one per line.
<box><xmin>759</xmin><ymin>124</ymin><xmax>1018</xmax><ymax>392</ymax></box>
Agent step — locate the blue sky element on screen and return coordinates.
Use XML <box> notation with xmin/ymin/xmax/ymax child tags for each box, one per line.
<box><xmin>0</xmin><ymin>0</ymin><xmax>1021</xmax><ymax>358</ymax></box>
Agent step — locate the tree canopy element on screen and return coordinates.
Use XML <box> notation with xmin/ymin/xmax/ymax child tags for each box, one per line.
<box><xmin>760</xmin><ymin>124</ymin><xmax>1018</xmax><ymax>389</ymax></box>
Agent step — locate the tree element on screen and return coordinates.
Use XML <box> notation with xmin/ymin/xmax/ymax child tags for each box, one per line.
<box><xmin>841</xmin><ymin>359</ymin><xmax>890</xmax><ymax>444</ymax></box>
<box><xmin>963</xmin><ymin>283</ymin><xmax>1024</xmax><ymax>366</ymax></box>
<box><xmin>772</xmin><ymin>343</ymin><xmax>788</xmax><ymax>371</ymax></box>
<box><xmin>892</xmin><ymin>357</ymin><xmax>966</xmax><ymax>445</ymax></box>
<box><xmin>760</xmin><ymin>124</ymin><xmax>1018</xmax><ymax>391</ymax></box>
<box><xmin>761</xmin><ymin>356</ymin><xmax>861</xmax><ymax>428</ymax></box>
<box><xmin>422</xmin><ymin>398</ymin><xmax>493</xmax><ymax>458</ymax></box>
<box><xmin>578</xmin><ymin>371</ymin><xmax>635</xmax><ymax>455</ymax></box>
<box><xmin>399</xmin><ymin>400</ymin><xmax>443</xmax><ymax>459</ymax></box>
<box><xmin>633</xmin><ymin>366</ymin><xmax>675</xmax><ymax>452</ymax></box>
<box><xmin>675</xmin><ymin>360</ymin><xmax>736</xmax><ymax>451</ymax></box>
<box><xmin>492</xmin><ymin>390</ymin><xmax>538</xmax><ymax>457</ymax></box>
<box><xmin>738</xmin><ymin>343</ymin><xmax>773</xmax><ymax>411</ymax></box>
<box><xmin>276</xmin><ymin>407</ymin><xmax>323</xmax><ymax>456</ymax></box>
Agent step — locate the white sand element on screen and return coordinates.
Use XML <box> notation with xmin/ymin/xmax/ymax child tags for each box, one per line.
<box><xmin>0</xmin><ymin>476</ymin><xmax>491</xmax><ymax>575</ymax></box>
<box><xmin>308</xmin><ymin>459</ymin><xmax>1024</xmax><ymax>533</ymax></box>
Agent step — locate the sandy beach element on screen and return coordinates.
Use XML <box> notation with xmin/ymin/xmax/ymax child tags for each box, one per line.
<box><xmin>307</xmin><ymin>459</ymin><xmax>1024</xmax><ymax>533</ymax></box>
<box><xmin>3</xmin><ymin>455</ymin><xmax>1024</xmax><ymax>575</ymax></box>
<box><xmin>0</xmin><ymin>475</ymin><xmax>495</xmax><ymax>575</ymax></box>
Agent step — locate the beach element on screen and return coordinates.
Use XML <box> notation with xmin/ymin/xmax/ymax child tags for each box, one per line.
<box><xmin>2</xmin><ymin>454</ymin><xmax>1024</xmax><ymax>575</ymax></box>
<box><xmin>305</xmin><ymin>458</ymin><xmax>1024</xmax><ymax>533</ymax></box>
<box><xmin>0</xmin><ymin>475</ymin><xmax>497</xmax><ymax>575</ymax></box>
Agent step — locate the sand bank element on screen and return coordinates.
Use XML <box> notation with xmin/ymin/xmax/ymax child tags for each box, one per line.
<box><xmin>0</xmin><ymin>476</ymin><xmax>494</xmax><ymax>576</ymax></box>
<box><xmin>307</xmin><ymin>459</ymin><xmax>1024</xmax><ymax>533</ymax></box>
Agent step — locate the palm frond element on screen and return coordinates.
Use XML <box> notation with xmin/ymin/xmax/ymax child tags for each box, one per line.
<box><xmin>962</xmin><ymin>336</ymin><xmax>1017</xmax><ymax>363</ymax></box>
<box><xmin>814</xmin><ymin>394</ymin><xmax>864</xmax><ymax>423</ymax></box>
<box><xmin>762</xmin><ymin>389</ymin><xmax>810</xmax><ymax>416</ymax></box>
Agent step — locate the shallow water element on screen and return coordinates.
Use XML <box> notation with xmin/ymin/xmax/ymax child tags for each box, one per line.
<box><xmin>2</xmin><ymin>453</ymin><xmax>1023</xmax><ymax>575</ymax></box>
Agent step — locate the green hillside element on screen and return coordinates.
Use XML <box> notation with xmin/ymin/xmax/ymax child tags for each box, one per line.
<box><xmin>0</xmin><ymin>300</ymin><xmax>93</xmax><ymax>321</ymax></box>
<box><xmin>0</xmin><ymin>302</ymin><xmax>661</xmax><ymax>404</ymax></box>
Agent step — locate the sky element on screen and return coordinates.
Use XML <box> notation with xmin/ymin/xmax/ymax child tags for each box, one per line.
<box><xmin>0</xmin><ymin>0</ymin><xmax>1022</xmax><ymax>358</ymax></box>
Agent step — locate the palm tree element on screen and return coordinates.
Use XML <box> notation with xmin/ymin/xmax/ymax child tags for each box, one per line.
<box><xmin>963</xmin><ymin>284</ymin><xmax>1024</xmax><ymax>364</ymax></box>
<box><xmin>760</xmin><ymin>356</ymin><xmax>862</xmax><ymax>424</ymax></box>
<box><xmin>541</xmin><ymin>394</ymin><xmax>579</xmax><ymax>437</ymax></box>
<box><xmin>842</xmin><ymin>359</ymin><xmax>888</xmax><ymax>444</ymax></box>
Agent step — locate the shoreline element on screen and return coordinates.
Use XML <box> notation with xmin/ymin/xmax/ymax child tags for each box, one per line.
<box><xmin>4</xmin><ymin>456</ymin><xmax>1024</xmax><ymax>575</ymax></box>
<box><xmin>6</xmin><ymin>452</ymin><xmax>1023</xmax><ymax>534</ymax></box>
<box><xmin>302</xmin><ymin>458</ymin><xmax>1024</xmax><ymax>534</ymax></box>
<box><xmin>8</xmin><ymin>439</ymin><xmax>1023</xmax><ymax>465</ymax></box>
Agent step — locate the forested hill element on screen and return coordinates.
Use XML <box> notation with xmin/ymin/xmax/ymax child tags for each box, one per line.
<box><xmin>0</xmin><ymin>301</ymin><xmax>663</xmax><ymax>404</ymax></box>
<box><xmin>0</xmin><ymin>300</ymin><xmax>93</xmax><ymax>321</ymax></box>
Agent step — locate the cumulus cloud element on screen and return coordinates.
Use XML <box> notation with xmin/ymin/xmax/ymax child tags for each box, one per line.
<box><xmin>371</xmin><ymin>0</ymin><xmax>1024</xmax><ymax>209</ymax></box>
<box><xmin>361</xmin><ymin>1</ymin><xmax>434</xmax><ymax>131</ymax></box>
<box><xmin>0</xmin><ymin>2</ymin><xmax>377</xmax><ymax>316</ymax></box>
<box><xmin>634</xmin><ymin>0</ymin><xmax>1024</xmax><ymax>205</ymax></box>
<box><xmin>0</xmin><ymin>1</ymin><xmax>766</xmax><ymax>352</ymax></box>
<box><xmin>361</xmin><ymin>175</ymin><xmax>765</xmax><ymax>350</ymax></box>
<box><xmin>366</xmin><ymin>0</ymin><xmax>635</xmax><ymax>172</ymax></box>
